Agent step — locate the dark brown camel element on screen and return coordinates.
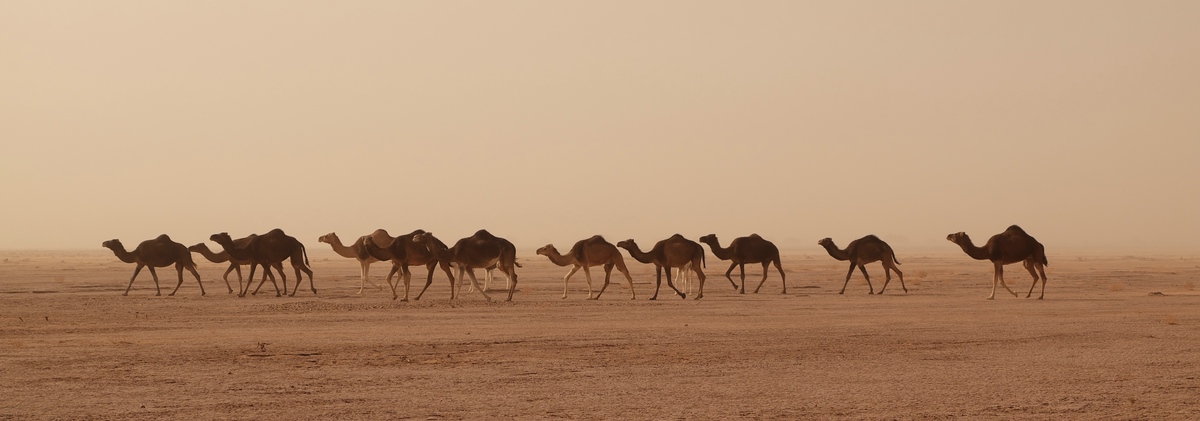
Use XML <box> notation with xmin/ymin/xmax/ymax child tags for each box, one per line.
<box><xmin>698</xmin><ymin>234</ymin><xmax>786</xmax><ymax>294</ymax></box>
<box><xmin>317</xmin><ymin>230</ymin><xmax>396</xmax><ymax>294</ymax></box>
<box><xmin>413</xmin><ymin>230</ymin><xmax>521</xmax><ymax>301</ymax></box>
<box><xmin>188</xmin><ymin>234</ymin><xmax>263</xmax><ymax>294</ymax></box>
<box><xmin>102</xmin><ymin>235</ymin><xmax>205</xmax><ymax>296</ymax></box>
<box><xmin>537</xmin><ymin>235</ymin><xmax>637</xmax><ymax>300</ymax></box>
<box><xmin>947</xmin><ymin>225</ymin><xmax>1048</xmax><ymax>300</ymax></box>
<box><xmin>616</xmin><ymin>234</ymin><xmax>704</xmax><ymax>300</ymax></box>
<box><xmin>817</xmin><ymin>235</ymin><xmax>905</xmax><ymax>295</ymax></box>
<box><xmin>360</xmin><ymin>229</ymin><xmax>455</xmax><ymax>301</ymax></box>
<box><xmin>210</xmin><ymin>229</ymin><xmax>314</xmax><ymax>297</ymax></box>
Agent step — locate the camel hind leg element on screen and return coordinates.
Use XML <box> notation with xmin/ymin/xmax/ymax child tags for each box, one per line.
<box><xmin>1025</xmin><ymin>260</ymin><xmax>1047</xmax><ymax>299</ymax></box>
<box><xmin>692</xmin><ymin>257</ymin><xmax>707</xmax><ymax>300</ymax></box>
<box><xmin>147</xmin><ymin>266</ymin><xmax>162</xmax><ymax>296</ymax></box>
<box><xmin>663</xmin><ymin>266</ymin><xmax>686</xmax><ymax>299</ymax></box>
<box><xmin>463</xmin><ymin>269</ymin><xmax>492</xmax><ymax>301</ymax></box>
<box><xmin>752</xmin><ymin>261</ymin><xmax>770</xmax><ymax>294</ymax></box>
<box><xmin>290</xmin><ymin>259</ymin><xmax>315</xmax><ymax>297</ymax></box>
<box><xmin>591</xmin><ymin>263</ymin><xmax>614</xmax><ymax>300</ymax></box>
<box><xmin>723</xmin><ymin>262</ymin><xmax>738</xmax><ymax>290</ymax></box>
<box><xmin>218</xmin><ymin>264</ymin><xmax>236</xmax><ymax>294</ymax></box>
<box><xmin>737</xmin><ymin>263</ymin><xmax>747</xmax><ymax>294</ymax></box>
<box><xmin>613</xmin><ymin>259</ymin><xmax>636</xmax><ymax>300</ymax></box>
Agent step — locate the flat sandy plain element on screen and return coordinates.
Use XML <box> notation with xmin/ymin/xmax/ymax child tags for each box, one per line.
<box><xmin>2</xmin><ymin>247</ymin><xmax>1198</xmax><ymax>420</ymax></box>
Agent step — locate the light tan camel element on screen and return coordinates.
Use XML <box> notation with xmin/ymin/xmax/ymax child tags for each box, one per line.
<box><xmin>317</xmin><ymin>230</ymin><xmax>396</xmax><ymax>294</ymax></box>
<box><xmin>536</xmin><ymin>235</ymin><xmax>636</xmax><ymax>300</ymax></box>
<box><xmin>616</xmin><ymin>234</ymin><xmax>704</xmax><ymax>300</ymax></box>
<box><xmin>210</xmin><ymin>229</ymin><xmax>314</xmax><ymax>297</ymax></box>
<box><xmin>187</xmin><ymin>234</ymin><xmax>264</xmax><ymax>294</ymax></box>
<box><xmin>413</xmin><ymin>230</ymin><xmax>521</xmax><ymax>301</ymax></box>
<box><xmin>817</xmin><ymin>235</ymin><xmax>904</xmax><ymax>295</ymax></box>
<box><xmin>947</xmin><ymin>225</ymin><xmax>1048</xmax><ymax>300</ymax></box>
<box><xmin>699</xmin><ymin>234</ymin><xmax>787</xmax><ymax>294</ymax></box>
<box><xmin>102</xmin><ymin>235</ymin><xmax>205</xmax><ymax>296</ymax></box>
<box><xmin>359</xmin><ymin>229</ymin><xmax>455</xmax><ymax>301</ymax></box>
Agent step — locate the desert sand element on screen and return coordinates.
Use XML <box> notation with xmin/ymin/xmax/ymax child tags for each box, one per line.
<box><xmin>2</xmin><ymin>248</ymin><xmax>1198</xmax><ymax>420</ymax></box>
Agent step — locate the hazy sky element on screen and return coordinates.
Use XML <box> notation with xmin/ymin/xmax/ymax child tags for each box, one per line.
<box><xmin>2</xmin><ymin>1</ymin><xmax>1198</xmax><ymax>252</ymax></box>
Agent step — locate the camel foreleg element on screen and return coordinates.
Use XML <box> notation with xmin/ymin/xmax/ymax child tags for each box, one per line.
<box><xmin>724</xmin><ymin>262</ymin><xmax>739</xmax><ymax>290</ymax></box>
<box><xmin>147</xmin><ymin>266</ymin><xmax>162</xmax><ymax>296</ymax></box>
<box><xmin>124</xmin><ymin>264</ymin><xmax>145</xmax><ymax>296</ymax></box>
<box><xmin>561</xmin><ymin>265</ymin><xmax>581</xmax><ymax>299</ymax></box>
<box><xmin>858</xmin><ymin>265</ymin><xmax>874</xmax><ymax>294</ymax></box>
<box><xmin>753</xmin><ymin>261</ymin><xmax>770</xmax><ymax>294</ymax></box>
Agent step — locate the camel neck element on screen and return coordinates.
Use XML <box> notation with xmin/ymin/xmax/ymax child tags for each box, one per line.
<box><xmin>542</xmin><ymin>249</ymin><xmax>575</xmax><ymax>267</ymax></box>
<box><xmin>820</xmin><ymin>242</ymin><xmax>850</xmax><ymax>261</ymax></box>
<box><xmin>955</xmin><ymin>241</ymin><xmax>992</xmax><ymax>261</ymax></box>
<box><xmin>106</xmin><ymin>245</ymin><xmax>138</xmax><ymax>264</ymax></box>
<box><xmin>621</xmin><ymin>245</ymin><xmax>655</xmax><ymax>264</ymax></box>
<box><xmin>702</xmin><ymin>239</ymin><xmax>734</xmax><ymax>260</ymax></box>
<box><xmin>194</xmin><ymin>245</ymin><xmax>229</xmax><ymax>263</ymax></box>
<box><xmin>324</xmin><ymin>236</ymin><xmax>359</xmax><ymax>259</ymax></box>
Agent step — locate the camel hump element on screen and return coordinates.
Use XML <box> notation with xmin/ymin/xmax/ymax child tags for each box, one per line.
<box><xmin>748</xmin><ymin>233</ymin><xmax>762</xmax><ymax>239</ymax></box>
<box><xmin>474</xmin><ymin>229</ymin><xmax>495</xmax><ymax>238</ymax></box>
<box><xmin>266</xmin><ymin>228</ymin><xmax>286</xmax><ymax>236</ymax></box>
<box><xmin>862</xmin><ymin>234</ymin><xmax>883</xmax><ymax>242</ymax></box>
<box><xmin>1005</xmin><ymin>225</ymin><xmax>1028</xmax><ymax>235</ymax></box>
<box><xmin>668</xmin><ymin>234</ymin><xmax>686</xmax><ymax>240</ymax></box>
<box><xmin>155</xmin><ymin>234</ymin><xmax>171</xmax><ymax>241</ymax></box>
<box><xmin>372</xmin><ymin>229</ymin><xmax>390</xmax><ymax>236</ymax></box>
<box><xmin>587</xmin><ymin>234</ymin><xmax>605</xmax><ymax>242</ymax></box>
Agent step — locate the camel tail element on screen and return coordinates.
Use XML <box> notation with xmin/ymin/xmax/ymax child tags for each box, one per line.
<box><xmin>514</xmin><ymin>260</ymin><xmax>523</xmax><ymax>268</ymax></box>
<box><xmin>1042</xmin><ymin>255</ymin><xmax>1048</xmax><ymax>266</ymax></box>
<box><xmin>301</xmin><ymin>243</ymin><xmax>310</xmax><ymax>267</ymax></box>
<box><xmin>887</xmin><ymin>245</ymin><xmax>901</xmax><ymax>265</ymax></box>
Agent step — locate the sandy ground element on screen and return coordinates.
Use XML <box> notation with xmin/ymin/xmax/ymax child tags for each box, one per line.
<box><xmin>2</xmin><ymin>247</ymin><xmax>1199</xmax><ymax>420</ymax></box>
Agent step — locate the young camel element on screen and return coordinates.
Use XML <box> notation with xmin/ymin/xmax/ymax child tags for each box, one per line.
<box><xmin>210</xmin><ymin>229</ymin><xmax>314</xmax><ymax>297</ymax></box>
<box><xmin>817</xmin><ymin>235</ymin><xmax>905</xmax><ymax>295</ymax></box>
<box><xmin>699</xmin><ymin>234</ymin><xmax>787</xmax><ymax>294</ymax></box>
<box><xmin>536</xmin><ymin>235</ymin><xmax>637</xmax><ymax>300</ymax></box>
<box><xmin>616</xmin><ymin>234</ymin><xmax>704</xmax><ymax>300</ymax></box>
<box><xmin>413</xmin><ymin>230</ymin><xmax>521</xmax><ymax>301</ymax></box>
<box><xmin>317</xmin><ymin>230</ymin><xmax>396</xmax><ymax>294</ymax></box>
<box><xmin>360</xmin><ymin>229</ymin><xmax>455</xmax><ymax>301</ymax></box>
<box><xmin>102</xmin><ymin>235</ymin><xmax>205</xmax><ymax>296</ymax></box>
<box><xmin>947</xmin><ymin>225</ymin><xmax>1048</xmax><ymax>300</ymax></box>
<box><xmin>188</xmin><ymin>234</ymin><xmax>260</xmax><ymax>294</ymax></box>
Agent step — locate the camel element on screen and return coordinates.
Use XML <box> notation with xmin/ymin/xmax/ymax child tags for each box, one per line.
<box><xmin>616</xmin><ymin>234</ymin><xmax>704</xmax><ymax>300</ymax></box>
<box><xmin>210</xmin><ymin>229</ymin><xmax>314</xmax><ymax>297</ymax></box>
<box><xmin>947</xmin><ymin>225</ymin><xmax>1048</xmax><ymax>300</ymax></box>
<box><xmin>817</xmin><ymin>235</ymin><xmax>904</xmax><ymax>295</ymax></box>
<box><xmin>317</xmin><ymin>230</ymin><xmax>396</xmax><ymax>294</ymax></box>
<box><xmin>413</xmin><ymin>230</ymin><xmax>521</xmax><ymax>301</ymax></box>
<box><xmin>699</xmin><ymin>234</ymin><xmax>787</xmax><ymax>294</ymax></box>
<box><xmin>359</xmin><ymin>229</ymin><xmax>455</xmax><ymax>301</ymax></box>
<box><xmin>102</xmin><ymin>235</ymin><xmax>205</xmax><ymax>296</ymax></box>
<box><xmin>536</xmin><ymin>235</ymin><xmax>637</xmax><ymax>300</ymax></box>
<box><xmin>187</xmin><ymin>234</ymin><xmax>265</xmax><ymax>294</ymax></box>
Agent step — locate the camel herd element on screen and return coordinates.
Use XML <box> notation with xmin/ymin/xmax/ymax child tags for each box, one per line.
<box><xmin>101</xmin><ymin>225</ymin><xmax>1050</xmax><ymax>301</ymax></box>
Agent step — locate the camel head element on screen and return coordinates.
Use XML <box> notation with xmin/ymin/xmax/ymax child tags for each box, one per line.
<box><xmin>535</xmin><ymin>244</ymin><xmax>557</xmax><ymax>256</ymax></box>
<box><xmin>698</xmin><ymin>234</ymin><xmax>718</xmax><ymax>245</ymax></box>
<box><xmin>317</xmin><ymin>233</ymin><xmax>337</xmax><ymax>244</ymax></box>
<box><xmin>616</xmin><ymin>239</ymin><xmax>637</xmax><ymax>250</ymax></box>
<box><xmin>210</xmin><ymin>232</ymin><xmax>234</xmax><ymax>245</ymax></box>
<box><xmin>412</xmin><ymin>231</ymin><xmax>432</xmax><ymax>244</ymax></box>
<box><xmin>359</xmin><ymin>236</ymin><xmax>390</xmax><ymax>261</ymax></box>
<box><xmin>187</xmin><ymin>243</ymin><xmax>205</xmax><ymax>252</ymax></box>
<box><xmin>946</xmin><ymin>232</ymin><xmax>970</xmax><ymax>245</ymax></box>
<box><xmin>817</xmin><ymin>238</ymin><xmax>834</xmax><ymax>247</ymax></box>
<box><xmin>101</xmin><ymin>239</ymin><xmax>122</xmax><ymax>250</ymax></box>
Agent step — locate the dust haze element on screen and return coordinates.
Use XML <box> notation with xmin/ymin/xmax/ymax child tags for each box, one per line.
<box><xmin>2</xmin><ymin>1</ymin><xmax>1199</xmax><ymax>252</ymax></box>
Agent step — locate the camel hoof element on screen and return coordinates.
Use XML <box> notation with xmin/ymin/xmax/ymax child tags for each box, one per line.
<box><xmin>739</xmin><ymin>290</ymin><xmax>745</xmax><ymax>294</ymax></box>
<box><xmin>226</xmin><ymin>290</ymin><xmax>233</xmax><ymax>294</ymax></box>
<box><xmin>678</xmin><ymin>293</ymin><xmax>686</xmax><ymax>300</ymax></box>
<box><xmin>168</xmin><ymin>293</ymin><xmax>176</xmax><ymax>296</ymax></box>
<box><xmin>781</xmin><ymin>290</ymin><xmax>787</xmax><ymax>295</ymax></box>
<box><xmin>1037</xmin><ymin>296</ymin><xmax>1044</xmax><ymax>300</ymax></box>
<box><xmin>694</xmin><ymin>295</ymin><xmax>703</xmax><ymax>300</ymax></box>
<box><xmin>649</xmin><ymin>297</ymin><xmax>657</xmax><ymax>301</ymax></box>
<box><xmin>155</xmin><ymin>293</ymin><xmax>161</xmax><ymax>296</ymax></box>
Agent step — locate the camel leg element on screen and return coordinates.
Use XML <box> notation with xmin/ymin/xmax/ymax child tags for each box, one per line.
<box><xmin>988</xmin><ymin>263</ymin><xmax>1001</xmax><ymax>300</ymax></box>
<box><xmin>649</xmin><ymin>267</ymin><xmax>663</xmax><ymax>300</ymax></box>
<box><xmin>774</xmin><ymin>259</ymin><xmax>787</xmax><ymax>294</ymax></box>
<box><xmin>593</xmin><ymin>263</ymin><xmax>614</xmax><ymax>300</ymax></box>
<box><xmin>561</xmin><ymin>266</ymin><xmax>582</xmax><ymax>299</ymax></box>
<box><xmin>357</xmin><ymin>261</ymin><xmax>369</xmax><ymax>294</ymax></box>
<box><xmin>890</xmin><ymin>263</ymin><xmax>906</xmax><ymax>293</ymax></box>
<box><xmin>858</xmin><ymin>265</ymin><xmax>875</xmax><ymax>294</ymax></box>
<box><xmin>399</xmin><ymin>266</ymin><xmax>413</xmax><ymax>301</ymax></box>
<box><xmin>996</xmin><ymin>263</ymin><xmax>1018</xmax><ymax>297</ymax></box>
<box><xmin>169</xmin><ymin>265</ymin><xmax>186</xmax><ymax>296</ymax></box>
<box><xmin>1035</xmin><ymin>263</ymin><xmax>1047</xmax><ymax>300</ymax></box>
<box><xmin>452</xmin><ymin>266</ymin><xmax>465</xmax><ymax>300</ymax></box>
<box><xmin>414</xmin><ymin>263</ymin><xmax>436</xmax><ymax>300</ymax></box>
<box><xmin>1025</xmin><ymin>261</ymin><xmax>1047</xmax><ymax>299</ymax></box>
<box><xmin>839</xmin><ymin>263</ymin><xmax>856</xmax><ymax>295</ymax></box>
<box><xmin>272</xmin><ymin>263</ymin><xmax>289</xmax><ymax>296</ymax></box>
<box><xmin>464</xmin><ymin>269</ymin><xmax>492</xmax><ymax>301</ymax></box>
<box><xmin>252</xmin><ymin>266</ymin><xmax>282</xmax><ymax>297</ymax></box>
<box><xmin>231</xmin><ymin>264</ymin><xmax>244</xmax><ymax>294</ymax></box>
<box><xmin>187</xmin><ymin>265</ymin><xmax>205</xmax><ymax>296</ymax></box>
<box><xmin>219</xmin><ymin>264</ymin><xmax>235</xmax><ymax>294</ymax></box>
<box><xmin>504</xmin><ymin>266</ymin><xmax>518</xmax><ymax>302</ymax></box>
<box><xmin>147</xmin><ymin>266</ymin><xmax>162</xmax><ymax>296</ymax></box>
<box><xmin>737</xmin><ymin>263</ymin><xmax>747</xmax><ymax>294</ymax></box>
<box><xmin>581</xmin><ymin>264</ymin><xmax>596</xmax><ymax>298</ymax></box>
<box><xmin>693</xmin><ymin>260</ymin><xmax>707</xmax><ymax>300</ymax></box>
<box><xmin>124</xmin><ymin>264</ymin><xmax>145</xmax><ymax>296</ymax></box>
<box><xmin>752</xmin><ymin>262</ymin><xmax>770</xmax><ymax>294</ymax></box>
<box><xmin>878</xmin><ymin>263</ymin><xmax>891</xmax><ymax>294</ymax></box>
<box><xmin>724</xmin><ymin>262</ymin><xmax>738</xmax><ymax>290</ymax></box>
<box><xmin>241</xmin><ymin>264</ymin><xmax>257</xmax><ymax>297</ymax></box>
<box><xmin>614</xmin><ymin>260</ymin><xmax>636</xmax><ymax>300</ymax></box>
<box><xmin>665</xmin><ymin>266</ymin><xmax>687</xmax><ymax>299</ymax></box>
<box><xmin>292</xmin><ymin>261</ymin><xmax>315</xmax><ymax>296</ymax></box>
